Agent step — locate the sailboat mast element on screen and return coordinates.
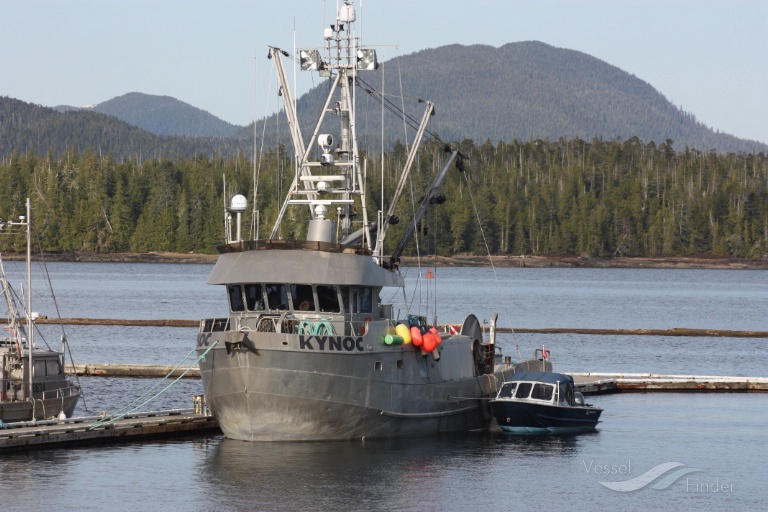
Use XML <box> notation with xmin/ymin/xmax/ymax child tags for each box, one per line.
<box><xmin>25</xmin><ymin>198</ymin><xmax>33</xmax><ymax>400</ymax></box>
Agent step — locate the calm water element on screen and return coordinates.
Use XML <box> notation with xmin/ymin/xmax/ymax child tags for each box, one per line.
<box><xmin>1</xmin><ymin>262</ymin><xmax>766</xmax><ymax>511</ymax></box>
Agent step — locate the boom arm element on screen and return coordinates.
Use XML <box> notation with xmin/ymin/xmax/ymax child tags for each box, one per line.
<box><xmin>389</xmin><ymin>150</ymin><xmax>461</xmax><ymax>266</ymax></box>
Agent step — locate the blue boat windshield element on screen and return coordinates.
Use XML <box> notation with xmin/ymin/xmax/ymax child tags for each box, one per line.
<box><xmin>531</xmin><ymin>383</ymin><xmax>554</xmax><ymax>401</ymax></box>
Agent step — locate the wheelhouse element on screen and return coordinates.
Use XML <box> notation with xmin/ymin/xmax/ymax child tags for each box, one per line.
<box><xmin>495</xmin><ymin>371</ymin><xmax>578</xmax><ymax>406</ymax></box>
<box><xmin>226</xmin><ymin>283</ymin><xmax>375</xmax><ymax>317</ymax></box>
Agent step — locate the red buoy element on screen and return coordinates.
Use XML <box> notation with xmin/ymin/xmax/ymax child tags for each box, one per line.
<box><xmin>410</xmin><ymin>326</ymin><xmax>423</xmax><ymax>347</ymax></box>
<box><xmin>422</xmin><ymin>333</ymin><xmax>437</xmax><ymax>352</ymax></box>
<box><xmin>429</xmin><ymin>327</ymin><xmax>443</xmax><ymax>345</ymax></box>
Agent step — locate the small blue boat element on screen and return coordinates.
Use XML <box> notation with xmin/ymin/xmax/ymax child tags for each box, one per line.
<box><xmin>490</xmin><ymin>371</ymin><xmax>602</xmax><ymax>434</ymax></box>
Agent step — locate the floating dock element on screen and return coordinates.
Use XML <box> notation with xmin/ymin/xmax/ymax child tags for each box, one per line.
<box><xmin>65</xmin><ymin>363</ymin><xmax>768</xmax><ymax>394</ymax></box>
<box><xmin>572</xmin><ymin>373</ymin><xmax>768</xmax><ymax>394</ymax></box>
<box><xmin>68</xmin><ymin>363</ymin><xmax>200</xmax><ymax>378</ymax></box>
<box><xmin>0</xmin><ymin>409</ymin><xmax>219</xmax><ymax>451</ymax></box>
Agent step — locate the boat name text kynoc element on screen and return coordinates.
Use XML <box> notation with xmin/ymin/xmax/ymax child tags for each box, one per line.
<box><xmin>300</xmin><ymin>335</ymin><xmax>364</xmax><ymax>352</ymax></box>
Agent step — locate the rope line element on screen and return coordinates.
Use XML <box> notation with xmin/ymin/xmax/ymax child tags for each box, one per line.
<box><xmin>461</xmin><ymin>170</ymin><xmax>524</xmax><ymax>360</ymax></box>
<box><xmin>87</xmin><ymin>341</ymin><xmax>218</xmax><ymax>430</ymax></box>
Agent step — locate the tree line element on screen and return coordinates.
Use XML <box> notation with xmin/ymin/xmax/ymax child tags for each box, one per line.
<box><xmin>0</xmin><ymin>137</ymin><xmax>765</xmax><ymax>260</ymax></box>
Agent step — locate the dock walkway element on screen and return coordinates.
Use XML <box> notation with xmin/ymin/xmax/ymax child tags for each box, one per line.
<box><xmin>0</xmin><ymin>409</ymin><xmax>219</xmax><ymax>451</ymax></box>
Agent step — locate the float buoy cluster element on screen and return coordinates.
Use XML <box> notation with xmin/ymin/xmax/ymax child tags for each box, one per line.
<box><xmin>381</xmin><ymin>323</ymin><xmax>411</xmax><ymax>345</ymax></box>
<box><xmin>378</xmin><ymin>316</ymin><xmax>444</xmax><ymax>358</ymax></box>
<box><xmin>409</xmin><ymin>325</ymin><xmax>442</xmax><ymax>353</ymax></box>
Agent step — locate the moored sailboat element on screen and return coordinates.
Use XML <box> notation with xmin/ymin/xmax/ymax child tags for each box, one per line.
<box><xmin>195</xmin><ymin>0</ymin><xmax>543</xmax><ymax>441</ymax></box>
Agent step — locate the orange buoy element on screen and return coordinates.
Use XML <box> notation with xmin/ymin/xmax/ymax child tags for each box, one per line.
<box><xmin>422</xmin><ymin>332</ymin><xmax>437</xmax><ymax>352</ymax></box>
<box><xmin>410</xmin><ymin>326</ymin><xmax>423</xmax><ymax>347</ymax></box>
<box><xmin>429</xmin><ymin>327</ymin><xmax>443</xmax><ymax>345</ymax></box>
<box><xmin>426</xmin><ymin>269</ymin><xmax>434</xmax><ymax>278</ymax></box>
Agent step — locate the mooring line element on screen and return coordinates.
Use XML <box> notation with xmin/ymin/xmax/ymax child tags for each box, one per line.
<box><xmin>87</xmin><ymin>341</ymin><xmax>218</xmax><ymax>430</ymax></box>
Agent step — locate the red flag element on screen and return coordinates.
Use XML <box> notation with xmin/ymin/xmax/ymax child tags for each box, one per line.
<box><xmin>542</xmin><ymin>347</ymin><xmax>549</xmax><ymax>359</ymax></box>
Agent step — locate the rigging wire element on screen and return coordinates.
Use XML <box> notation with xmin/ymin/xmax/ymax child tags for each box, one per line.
<box><xmin>396</xmin><ymin>56</ymin><xmax>410</xmax><ymax>149</ymax></box>
<box><xmin>252</xmin><ymin>58</ymin><xmax>277</xmax><ymax>240</ymax></box>
<box><xmin>362</xmin><ymin>66</ymin><xmax>528</xmax><ymax>356</ymax></box>
<box><xmin>34</xmin><ymin>235</ymin><xmax>88</xmax><ymax>410</ymax></box>
<box><xmin>459</xmin><ymin>167</ymin><xmax>524</xmax><ymax>360</ymax></box>
<box><xmin>405</xmin><ymin>177</ymin><xmax>423</xmax><ymax>315</ymax></box>
<box><xmin>356</xmin><ymin>75</ymin><xmax>455</xmax><ymax>155</ymax></box>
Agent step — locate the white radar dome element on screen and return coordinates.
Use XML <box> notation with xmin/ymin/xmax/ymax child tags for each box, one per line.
<box><xmin>230</xmin><ymin>194</ymin><xmax>248</xmax><ymax>212</ymax></box>
<box><xmin>338</xmin><ymin>1</ymin><xmax>356</xmax><ymax>23</ymax></box>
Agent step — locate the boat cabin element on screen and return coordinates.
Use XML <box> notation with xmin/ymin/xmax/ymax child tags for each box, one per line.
<box><xmin>1</xmin><ymin>339</ymin><xmax>70</xmax><ymax>402</ymax></box>
<box><xmin>201</xmin><ymin>243</ymin><xmax>403</xmax><ymax>338</ymax></box>
<box><xmin>496</xmin><ymin>371</ymin><xmax>582</xmax><ymax>406</ymax></box>
<box><xmin>223</xmin><ymin>281</ymin><xmax>380</xmax><ymax>336</ymax></box>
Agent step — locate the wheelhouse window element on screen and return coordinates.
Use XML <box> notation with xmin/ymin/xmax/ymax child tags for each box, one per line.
<box><xmin>499</xmin><ymin>382</ymin><xmax>517</xmax><ymax>398</ymax></box>
<box><xmin>34</xmin><ymin>360</ymin><xmax>47</xmax><ymax>377</ymax></box>
<box><xmin>317</xmin><ymin>285</ymin><xmax>341</xmax><ymax>313</ymax></box>
<box><xmin>562</xmin><ymin>383</ymin><xmax>575</xmax><ymax>405</ymax></box>
<box><xmin>228</xmin><ymin>284</ymin><xmax>245</xmax><ymax>312</ymax></box>
<box><xmin>291</xmin><ymin>284</ymin><xmax>315</xmax><ymax>312</ymax></box>
<box><xmin>341</xmin><ymin>286</ymin><xmax>376</xmax><ymax>315</ymax></box>
<box><xmin>244</xmin><ymin>284</ymin><xmax>265</xmax><ymax>311</ymax></box>
<box><xmin>342</xmin><ymin>286</ymin><xmax>357</xmax><ymax>314</ymax></box>
<box><xmin>514</xmin><ymin>382</ymin><xmax>533</xmax><ymax>399</ymax></box>
<box><xmin>361</xmin><ymin>287</ymin><xmax>373</xmax><ymax>313</ymax></box>
<box><xmin>47</xmin><ymin>359</ymin><xmax>62</xmax><ymax>377</ymax></box>
<box><xmin>265</xmin><ymin>283</ymin><xmax>288</xmax><ymax>311</ymax></box>
<box><xmin>531</xmin><ymin>383</ymin><xmax>554</xmax><ymax>401</ymax></box>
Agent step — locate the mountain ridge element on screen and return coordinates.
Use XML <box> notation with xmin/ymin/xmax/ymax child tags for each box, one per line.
<box><xmin>53</xmin><ymin>92</ymin><xmax>241</xmax><ymax>137</ymax></box>
<box><xmin>5</xmin><ymin>41</ymin><xmax>766</xmax><ymax>158</ymax></box>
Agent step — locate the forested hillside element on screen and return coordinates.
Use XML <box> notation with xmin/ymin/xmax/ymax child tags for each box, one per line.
<box><xmin>1</xmin><ymin>138</ymin><xmax>765</xmax><ymax>260</ymax></box>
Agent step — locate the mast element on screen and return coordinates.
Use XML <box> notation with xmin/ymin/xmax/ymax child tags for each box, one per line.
<box><xmin>266</xmin><ymin>0</ymin><xmax>375</xmax><ymax>248</ymax></box>
<box><xmin>25</xmin><ymin>198</ymin><xmax>32</xmax><ymax>400</ymax></box>
<box><xmin>2</xmin><ymin>198</ymin><xmax>34</xmax><ymax>399</ymax></box>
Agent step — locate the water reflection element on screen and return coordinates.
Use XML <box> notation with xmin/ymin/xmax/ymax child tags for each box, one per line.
<box><xmin>490</xmin><ymin>430</ymin><xmax>593</xmax><ymax>456</ymax></box>
<box><xmin>204</xmin><ymin>431</ymin><xmax>594</xmax><ymax>511</ymax></box>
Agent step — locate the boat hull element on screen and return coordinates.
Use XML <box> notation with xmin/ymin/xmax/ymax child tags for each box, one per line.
<box><xmin>491</xmin><ymin>400</ymin><xmax>602</xmax><ymax>434</ymax></box>
<box><xmin>0</xmin><ymin>391</ymin><xmax>79</xmax><ymax>423</ymax></box>
<box><xmin>197</xmin><ymin>336</ymin><xmax>509</xmax><ymax>441</ymax></box>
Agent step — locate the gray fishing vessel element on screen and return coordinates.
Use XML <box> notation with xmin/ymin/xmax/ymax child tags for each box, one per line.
<box><xmin>1</xmin><ymin>199</ymin><xmax>80</xmax><ymax>423</ymax></box>
<box><xmin>195</xmin><ymin>1</ymin><xmax>543</xmax><ymax>441</ymax></box>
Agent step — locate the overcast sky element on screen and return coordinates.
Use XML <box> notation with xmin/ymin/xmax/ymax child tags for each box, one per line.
<box><xmin>3</xmin><ymin>0</ymin><xmax>766</xmax><ymax>144</ymax></box>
